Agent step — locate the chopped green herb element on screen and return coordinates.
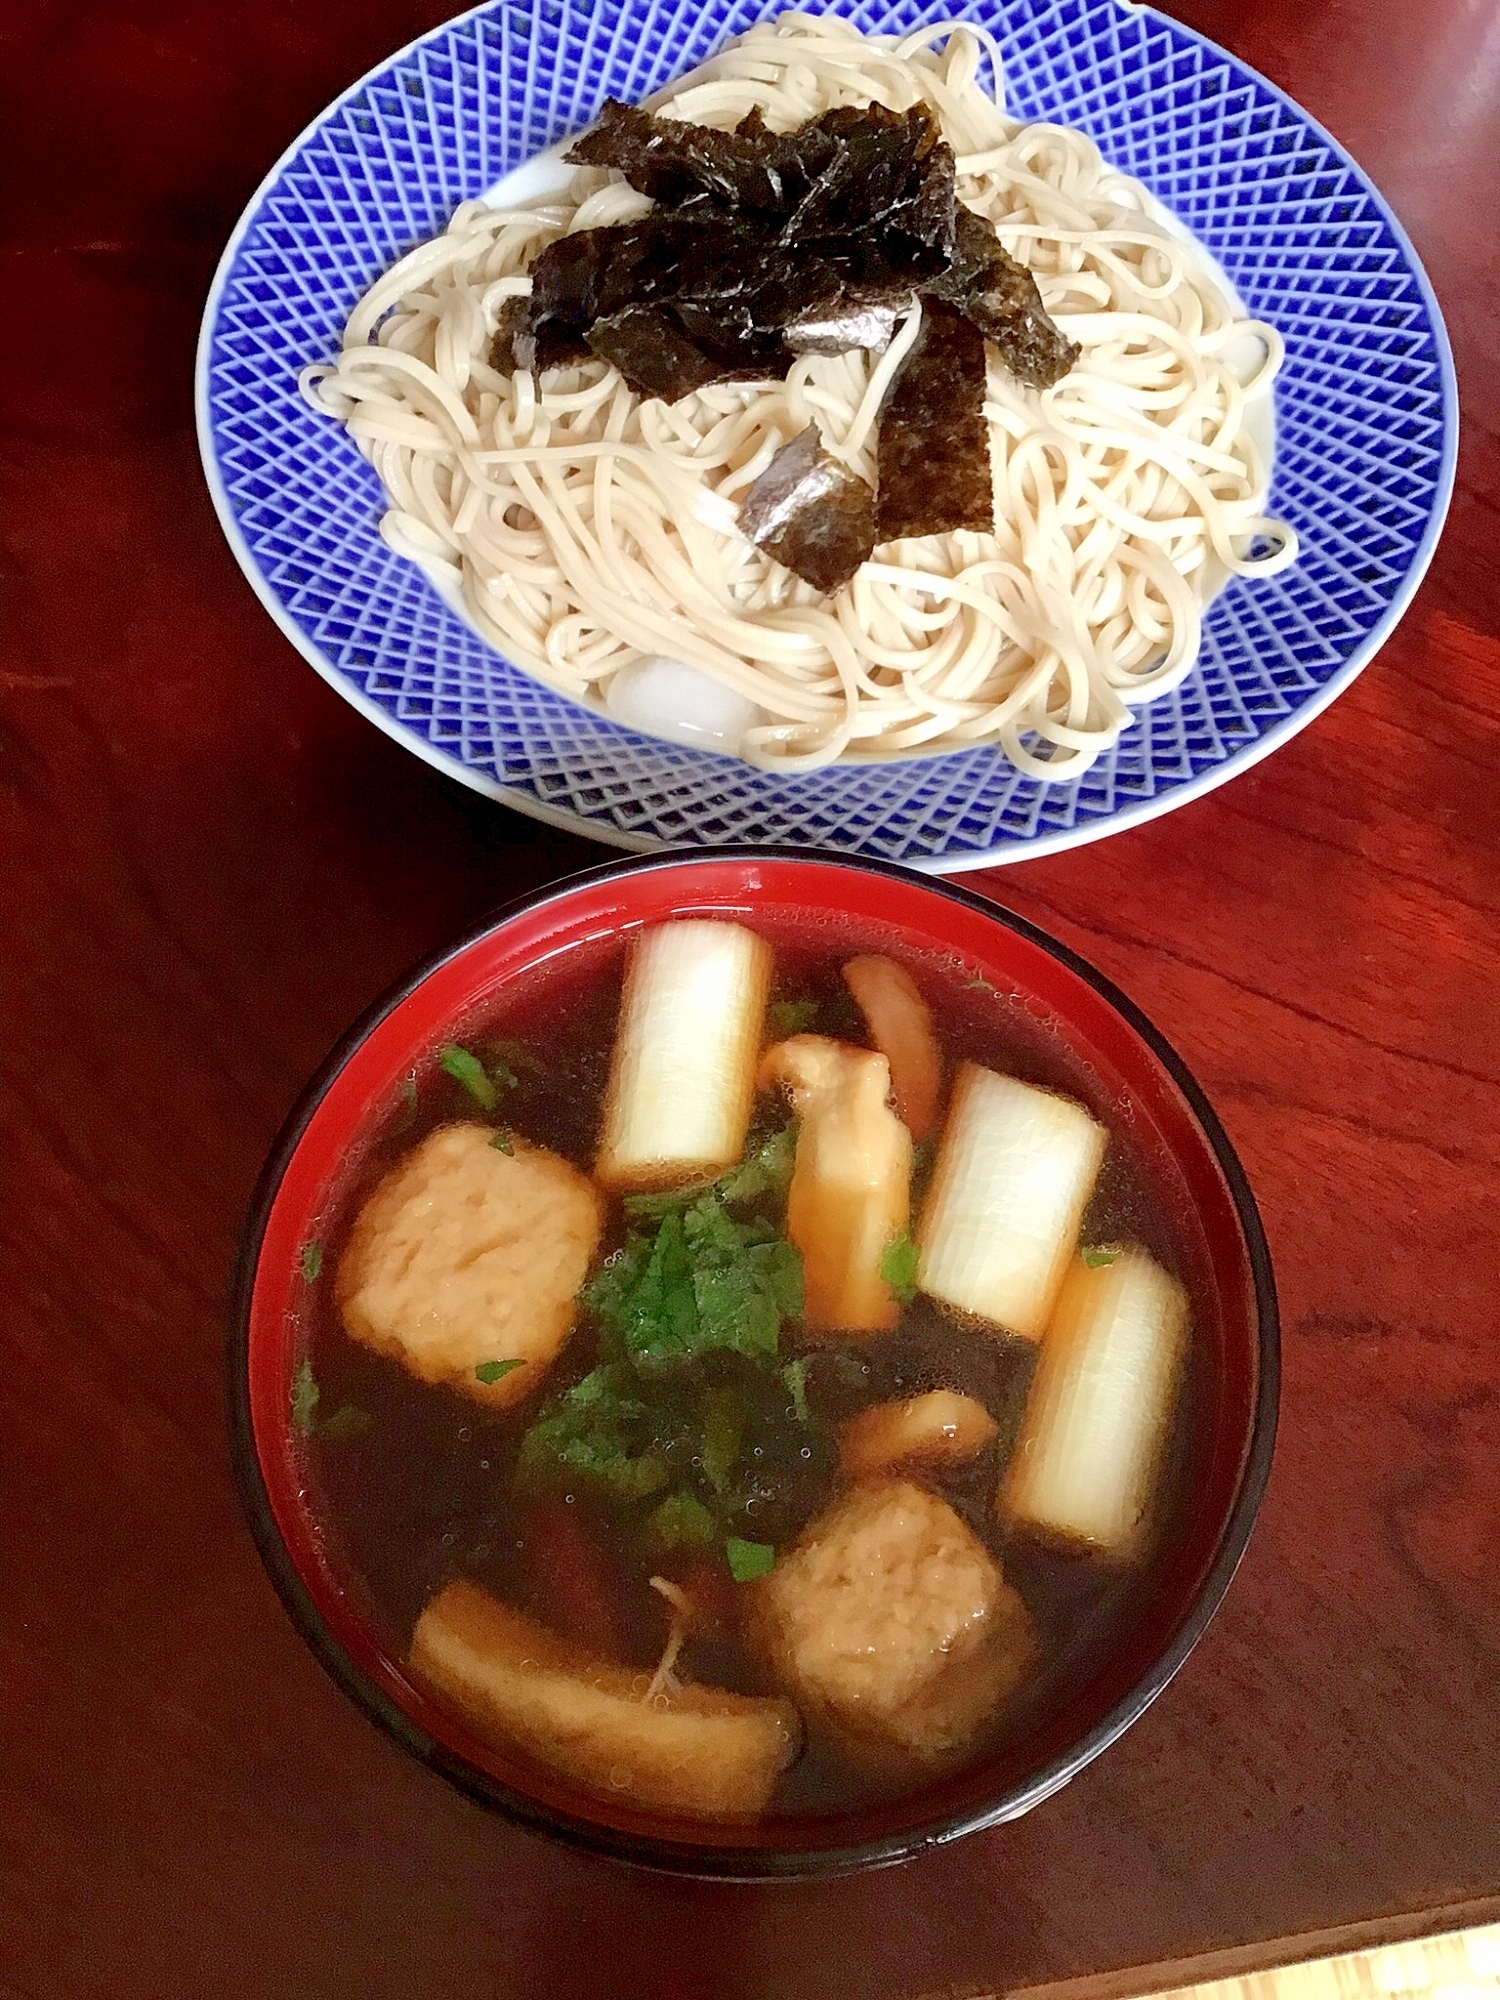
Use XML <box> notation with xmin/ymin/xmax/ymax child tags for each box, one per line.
<box><xmin>880</xmin><ymin>1227</ymin><xmax>920</xmax><ymax>1305</ymax></box>
<box><xmin>1082</xmin><ymin>1245</ymin><xmax>1119</xmax><ymax>1268</ymax></box>
<box><xmin>318</xmin><ymin>1404</ymin><xmax>372</xmax><ymax>1442</ymax></box>
<box><xmin>769</xmin><ymin>997</ymin><xmax>819</xmax><ymax>1035</ymax></box>
<box><xmin>517</xmin><ymin>1364</ymin><xmax>672</xmax><ymax>1500</ymax></box>
<box><xmin>648</xmin><ymin>1490</ymin><xmax>717</xmax><ymax>1549</ymax></box>
<box><xmin>715</xmin><ymin>1124</ymin><xmax>797</xmax><ymax>1206</ymax></box>
<box><xmin>391</xmin><ymin>1073</ymin><xmax>419</xmax><ymax>1134</ymax></box>
<box><xmin>585</xmin><ymin>1194</ymin><xmax>803</xmax><ymax>1374</ymax></box>
<box><xmin>488</xmin><ymin>1060</ymin><xmax>519</xmax><ymax>1096</ymax></box>
<box><xmin>291</xmin><ymin>1359</ymin><xmax>319</xmax><ymax>1435</ymax></box>
<box><xmin>783</xmin><ymin>1357</ymin><xmax>811</xmax><ymax>1426</ymax></box>
<box><xmin>438</xmin><ymin>1043</ymin><xmax>498</xmax><ymax>1110</ymax></box>
<box><xmin>475</xmin><ymin>1358</ymin><xmax>524</xmax><ymax>1385</ymax></box>
<box><xmin>299</xmin><ymin>1241</ymin><xmax>322</xmax><ymax>1283</ymax></box>
<box><xmin>622</xmin><ymin>1185</ymin><xmax>710</xmax><ymax>1220</ymax></box>
<box><xmin>489</xmin><ymin>1130</ymin><xmax>514</xmax><ymax>1155</ymax></box>
<box><xmin>726</xmin><ymin>1537</ymin><xmax>776</xmax><ymax>1583</ymax></box>
<box><xmin>621</xmin><ymin>1126</ymin><xmax>798</xmax><ymax>1221</ymax></box>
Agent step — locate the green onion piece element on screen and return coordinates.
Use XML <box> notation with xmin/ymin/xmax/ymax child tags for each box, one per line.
<box><xmin>879</xmin><ymin>1227</ymin><xmax>920</xmax><ymax>1305</ymax></box>
<box><xmin>438</xmin><ymin>1043</ymin><xmax>498</xmax><ymax>1110</ymax></box>
<box><xmin>318</xmin><ymin>1404</ymin><xmax>372</xmax><ymax>1441</ymax></box>
<box><xmin>489</xmin><ymin>1130</ymin><xmax>514</xmax><ymax>1155</ymax></box>
<box><xmin>726</xmin><ymin>1537</ymin><xmax>776</xmax><ymax>1583</ymax></box>
<box><xmin>475</xmin><ymin>1359</ymin><xmax>524</xmax><ymax>1385</ymax></box>
<box><xmin>291</xmin><ymin>1359</ymin><xmax>319</xmax><ymax>1435</ymax></box>
<box><xmin>1081</xmin><ymin>1246</ymin><xmax>1119</xmax><ymax>1268</ymax></box>
<box><xmin>769</xmin><ymin>998</ymin><xmax>818</xmax><ymax>1035</ymax></box>
<box><xmin>648</xmin><ymin>1491</ymin><xmax>718</xmax><ymax>1549</ymax></box>
<box><xmin>299</xmin><ymin>1242</ymin><xmax>322</xmax><ymax>1283</ymax></box>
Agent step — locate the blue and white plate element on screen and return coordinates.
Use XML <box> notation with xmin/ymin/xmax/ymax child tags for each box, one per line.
<box><xmin>196</xmin><ymin>0</ymin><xmax>1457</xmax><ymax>871</ymax></box>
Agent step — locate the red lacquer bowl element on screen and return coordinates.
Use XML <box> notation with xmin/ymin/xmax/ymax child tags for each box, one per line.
<box><xmin>228</xmin><ymin>849</ymin><xmax>1277</xmax><ymax>1879</ymax></box>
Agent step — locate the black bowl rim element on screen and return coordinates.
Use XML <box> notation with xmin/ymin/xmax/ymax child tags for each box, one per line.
<box><xmin>226</xmin><ymin>844</ymin><xmax>1279</xmax><ymax>1881</ymax></box>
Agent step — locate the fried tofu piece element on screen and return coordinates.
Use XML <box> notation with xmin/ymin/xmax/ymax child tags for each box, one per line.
<box><xmin>842</xmin><ymin>955</ymin><xmax>943</xmax><ymax>1143</ymax></box>
<box><xmin>758</xmin><ymin>1034</ymin><xmax>912</xmax><ymax>1333</ymax></box>
<box><xmin>336</xmin><ymin>1123</ymin><xmax>603</xmax><ymax>1411</ymax></box>
<box><xmin>410</xmin><ymin>1581</ymin><xmax>801</xmax><ymax>1820</ymax></box>
<box><xmin>839</xmin><ymin>1391</ymin><xmax>998</xmax><ymax>1479</ymax></box>
<box><xmin>749</xmin><ymin>1479</ymin><xmax>1037</xmax><ymax>1769</ymax></box>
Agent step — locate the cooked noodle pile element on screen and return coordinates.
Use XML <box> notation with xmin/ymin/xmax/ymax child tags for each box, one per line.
<box><xmin>303</xmin><ymin>13</ymin><xmax>1297</xmax><ymax>776</ymax></box>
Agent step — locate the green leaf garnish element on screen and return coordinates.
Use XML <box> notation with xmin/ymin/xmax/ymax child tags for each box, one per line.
<box><xmin>621</xmin><ymin>1127</ymin><xmax>798</xmax><ymax>1223</ymax></box>
<box><xmin>648</xmin><ymin>1490</ymin><xmax>718</xmax><ymax>1550</ymax></box>
<box><xmin>517</xmin><ymin>1364</ymin><xmax>672</xmax><ymax>1500</ymax></box>
<box><xmin>438</xmin><ymin>1043</ymin><xmax>498</xmax><ymax>1110</ymax></box>
<box><xmin>299</xmin><ymin>1241</ymin><xmax>322</xmax><ymax>1283</ymax></box>
<box><xmin>880</xmin><ymin>1227</ymin><xmax>920</xmax><ymax>1305</ymax></box>
<box><xmin>490</xmin><ymin>1130</ymin><xmax>514</xmax><ymax>1155</ymax></box>
<box><xmin>1082</xmin><ymin>1245</ymin><xmax>1119</xmax><ymax>1268</ymax></box>
<box><xmin>715</xmin><ymin>1124</ymin><xmax>796</xmax><ymax>1206</ymax></box>
<box><xmin>585</xmin><ymin>1193</ymin><xmax>803</xmax><ymax>1374</ymax></box>
<box><xmin>726</xmin><ymin>1537</ymin><xmax>776</xmax><ymax>1583</ymax></box>
<box><xmin>291</xmin><ymin>1359</ymin><xmax>319</xmax><ymax>1435</ymax></box>
<box><xmin>475</xmin><ymin>1358</ymin><xmax>524</xmax><ymax>1384</ymax></box>
<box><xmin>318</xmin><ymin>1404</ymin><xmax>372</xmax><ymax>1441</ymax></box>
<box><xmin>769</xmin><ymin>998</ymin><xmax>818</xmax><ymax>1035</ymax></box>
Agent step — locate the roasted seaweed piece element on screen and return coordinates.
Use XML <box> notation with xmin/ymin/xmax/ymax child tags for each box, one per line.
<box><xmin>587</xmin><ymin>305</ymin><xmax>752</xmax><ymax>401</ymax></box>
<box><xmin>567</xmin><ymin>97</ymin><xmax>796</xmax><ymax>215</ymax></box>
<box><xmin>492</xmin><ymin>292</ymin><xmax>592</xmax><ymax>373</ymax></box>
<box><xmin>781</xmin><ymin>287</ymin><xmax>913</xmax><ymax>357</ymax></box>
<box><xmin>568</xmin><ymin>98</ymin><xmax>955</xmax><ymax>266</ymax></box>
<box><xmin>739</xmin><ymin>425</ymin><xmax>877</xmax><ymax>593</ymax></box>
<box><xmin>771</xmin><ymin>104</ymin><xmax>954</xmax><ymax>267</ymax></box>
<box><xmin>875</xmin><ymin>299</ymin><xmax>994</xmax><ymax>541</ymax></box>
<box><xmin>928</xmin><ymin>204</ymin><xmax>1080</xmax><ymax>389</ymax></box>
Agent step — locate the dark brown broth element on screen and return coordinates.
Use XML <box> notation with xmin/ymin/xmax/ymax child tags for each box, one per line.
<box><xmin>301</xmin><ymin>919</ymin><xmax>1205</xmax><ymax>1819</ymax></box>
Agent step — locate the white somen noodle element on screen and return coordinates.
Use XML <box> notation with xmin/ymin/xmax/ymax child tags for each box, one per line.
<box><xmin>302</xmin><ymin>13</ymin><xmax>1297</xmax><ymax>777</ymax></box>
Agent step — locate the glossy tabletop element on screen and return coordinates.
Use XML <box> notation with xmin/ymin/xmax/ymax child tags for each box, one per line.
<box><xmin>2</xmin><ymin>3</ymin><xmax>1497</xmax><ymax>1996</ymax></box>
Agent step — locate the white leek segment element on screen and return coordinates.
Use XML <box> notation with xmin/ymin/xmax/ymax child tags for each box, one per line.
<box><xmin>759</xmin><ymin>1034</ymin><xmax>912</xmax><ymax>1332</ymax></box>
<box><xmin>595</xmin><ymin>920</ymin><xmax>772</xmax><ymax>1191</ymax></box>
<box><xmin>916</xmin><ymin>1064</ymin><xmax>1106</xmax><ymax>1338</ymax></box>
<box><xmin>840</xmin><ymin>1391</ymin><xmax>998</xmax><ymax>1478</ymax></box>
<box><xmin>1001</xmin><ymin>1248</ymin><xmax>1190</xmax><ymax>1557</ymax></box>
<box><xmin>842</xmin><ymin>955</ymin><xmax>943</xmax><ymax>1142</ymax></box>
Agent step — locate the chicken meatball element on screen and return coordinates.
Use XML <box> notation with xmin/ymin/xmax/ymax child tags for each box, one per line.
<box><xmin>749</xmin><ymin>1478</ymin><xmax>1038</xmax><ymax>1768</ymax></box>
<box><xmin>336</xmin><ymin>1122</ymin><xmax>603</xmax><ymax>1410</ymax></box>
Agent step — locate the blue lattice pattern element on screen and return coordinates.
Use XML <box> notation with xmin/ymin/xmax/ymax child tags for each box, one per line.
<box><xmin>198</xmin><ymin>0</ymin><xmax>1456</xmax><ymax>868</ymax></box>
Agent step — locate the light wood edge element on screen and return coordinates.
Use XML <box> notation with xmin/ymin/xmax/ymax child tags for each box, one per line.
<box><xmin>916</xmin><ymin>1898</ymin><xmax>1500</xmax><ymax>2000</ymax></box>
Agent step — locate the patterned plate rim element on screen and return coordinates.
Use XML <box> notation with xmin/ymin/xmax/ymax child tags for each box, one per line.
<box><xmin>194</xmin><ymin>0</ymin><xmax>1459</xmax><ymax>874</ymax></box>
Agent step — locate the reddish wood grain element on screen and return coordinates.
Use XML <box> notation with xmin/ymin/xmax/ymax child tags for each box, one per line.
<box><xmin>1</xmin><ymin>3</ymin><xmax>1497</xmax><ymax>1997</ymax></box>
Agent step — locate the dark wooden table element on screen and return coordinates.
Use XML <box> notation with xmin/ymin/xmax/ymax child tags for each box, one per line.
<box><xmin>3</xmin><ymin>2</ymin><xmax>1497</xmax><ymax>1995</ymax></box>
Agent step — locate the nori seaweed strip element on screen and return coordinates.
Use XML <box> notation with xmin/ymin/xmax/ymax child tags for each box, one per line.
<box><xmin>588</xmin><ymin>305</ymin><xmax>761</xmax><ymax>401</ymax></box>
<box><xmin>738</xmin><ymin>425</ymin><xmax>877</xmax><ymax>593</ymax></box>
<box><xmin>568</xmin><ymin>98</ymin><xmax>955</xmax><ymax>265</ymax></box>
<box><xmin>875</xmin><ymin>300</ymin><xmax>994</xmax><ymax>542</ymax></box>
<box><xmin>928</xmin><ymin>204</ymin><xmax>1079</xmax><ymax>389</ymax></box>
<box><xmin>567</xmin><ymin>97</ymin><xmax>797</xmax><ymax>214</ymax></box>
<box><xmin>781</xmin><ymin>288</ymin><xmax>913</xmax><ymax>356</ymax></box>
